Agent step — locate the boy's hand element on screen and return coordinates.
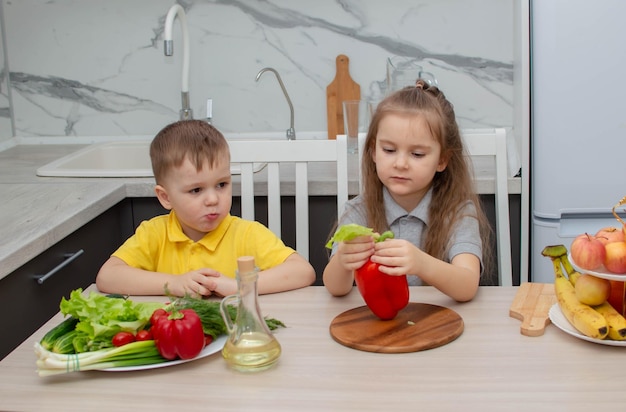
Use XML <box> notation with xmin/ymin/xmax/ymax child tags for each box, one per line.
<box><xmin>171</xmin><ymin>268</ymin><xmax>222</xmax><ymax>297</ymax></box>
<box><xmin>205</xmin><ymin>275</ymin><xmax>238</xmax><ymax>298</ymax></box>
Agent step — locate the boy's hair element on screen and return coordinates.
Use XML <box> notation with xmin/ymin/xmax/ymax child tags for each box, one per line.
<box><xmin>150</xmin><ymin>120</ymin><xmax>230</xmax><ymax>184</ymax></box>
<box><xmin>361</xmin><ymin>80</ymin><xmax>494</xmax><ymax>278</ymax></box>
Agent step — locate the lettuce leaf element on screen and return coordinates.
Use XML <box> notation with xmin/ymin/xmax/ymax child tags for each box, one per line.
<box><xmin>325</xmin><ymin>223</ymin><xmax>394</xmax><ymax>249</ymax></box>
<box><xmin>59</xmin><ymin>289</ymin><xmax>164</xmax><ymax>353</ymax></box>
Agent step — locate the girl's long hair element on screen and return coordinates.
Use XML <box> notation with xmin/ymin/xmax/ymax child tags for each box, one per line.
<box><xmin>361</xmin><ymin>81</ymin><xmax>493</xmax><ymax>276</ymax></box>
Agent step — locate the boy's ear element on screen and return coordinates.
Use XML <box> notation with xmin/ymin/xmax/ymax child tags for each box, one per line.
<box><xmin>154</xmin><ymin>185</ymin><xmax>173</xmax><ymax>210</ymax></box>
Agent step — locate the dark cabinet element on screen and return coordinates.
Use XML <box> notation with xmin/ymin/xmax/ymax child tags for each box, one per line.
<box><xmin>0</xmin><ymin>202</ymin><xmax>128</xmax><ymax>360</ymax></box>
<box><xmin>480</xmin><ymin>194</ymin><xmax>522</xmax><ymax>286</ymax></box>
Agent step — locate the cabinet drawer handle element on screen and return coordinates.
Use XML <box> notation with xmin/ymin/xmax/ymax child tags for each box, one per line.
<box><xmin>34</xmin><ymin>249</ymin><xmax>85</xmax><ymax>285</ymax></box>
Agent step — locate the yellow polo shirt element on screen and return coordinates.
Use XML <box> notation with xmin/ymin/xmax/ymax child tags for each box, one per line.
<box><xmin>112</xmin><ymin>212</ymin><xmax>295</xmax><ymax>278</ymax></box>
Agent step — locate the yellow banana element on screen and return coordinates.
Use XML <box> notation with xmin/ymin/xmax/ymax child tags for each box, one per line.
<box><xmin>551</xmin><ymin>257</ymin><xmax>609</xmax><ymax>339</ymax></box>
<box><xmin>544</xmin><ymin>245</ymin><xmax>626</xmax><ymax>340</ymax></box>
<box><xmin>541</xmin><ymin>244</ymin><xmax>568</xmax><ymax>260</ymax></box>
<box><xmin>593</xmin><ymin>301</ymin><xmax>626</xmax><ymax>340</ymax></box>
<box><xmin>542</xmin><ymin>244</ymin><xmax>581</xmax><ymax>285</ymax></box>
<box><xmin>560</xmin><ymin>251</ymin><xmax>626</xmax><ymax>340</ymax></box>
<box><xmin>559</xmin><ymin>254</ymin><xmax>581</xmax><ymax>286</ymax></box>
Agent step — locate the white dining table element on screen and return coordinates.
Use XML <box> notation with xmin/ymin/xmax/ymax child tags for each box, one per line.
<box><xmin>0</xmin><ymin>285</ymin><xmax>624</xmax><ymax>411</ymax></box>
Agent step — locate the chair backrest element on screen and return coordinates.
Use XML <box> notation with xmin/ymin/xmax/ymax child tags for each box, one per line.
<box><xmin>228</xmin><ymin>135</ymin><xmax>349</xmax><ymax>261</ymax></box>
<box><xmin>356</xmin><ymin>128</ymin><xmax>512</xmax><ymax>286</ymax></box>
<box><xmin>462</xmin><ymin>128</ymin><xmax>512</xmax><ymax>286</ymax></box>
<box><xmin>357</xmin><ymin>132</ymin><xmax>367</xmax><ymax>189</ymax></box>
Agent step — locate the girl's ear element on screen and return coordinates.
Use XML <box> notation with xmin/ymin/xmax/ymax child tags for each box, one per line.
<box><xmin>436</xmin><ymin>153</ymin><xmax>449</xmax><ymax>172</ymax></box>
<box><xmin>154</xmin><ymin>184</ymin><xmax>173</xmax><ymax>210</ymax></box>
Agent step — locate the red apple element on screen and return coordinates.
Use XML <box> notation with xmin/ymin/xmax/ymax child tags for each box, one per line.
<box><xmin>571</xmin><ymin>233</ymin><xmax>606</xmax><ymax>271</ymax></box>
<box><xmin>604</xmin><ymin>241</ymin><xmax>626</xmax><ymax>274</ymax></box>
<box><xmin>595</xmin><ymin>226</ymin><xmax>625</xmax><ymax>245</ymax></box>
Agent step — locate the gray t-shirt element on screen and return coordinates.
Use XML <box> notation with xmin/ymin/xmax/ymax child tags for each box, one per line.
<box><xmin>334</xmin><ymin>187</ymin><xmax>483</xmax><ymax>286</ymax></box>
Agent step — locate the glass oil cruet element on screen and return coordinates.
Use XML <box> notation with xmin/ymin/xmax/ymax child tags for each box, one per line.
<box><xmin>220</xmin><ymin>256</ymin><xmax>281</xmax><ymax>372</ymax></box>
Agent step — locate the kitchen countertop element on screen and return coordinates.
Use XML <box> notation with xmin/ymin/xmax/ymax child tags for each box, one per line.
<box><xmin>0</xmin><ymin>142</ymin><xmax>521</xmax><ymax>281</ymax></box>
<box><xmin>1</xmin><ymin>285</ymin><xmax>624</xmax><ymax>411</ymax></box>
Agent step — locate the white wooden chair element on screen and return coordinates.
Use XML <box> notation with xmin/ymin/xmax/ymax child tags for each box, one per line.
<box><xmin>356</xmin><ymin>128</ymin><xmax>512</xmax><ymax>286</ymax></box>
<box><xmin>228</xmin><ymin>135</ymin><xmax>349</xmax><ymax>261</ymax></box>
<box><xmin>462</xmin><ymin>128</ymin><xmax>512</xmax><ymax>286</ymax></box>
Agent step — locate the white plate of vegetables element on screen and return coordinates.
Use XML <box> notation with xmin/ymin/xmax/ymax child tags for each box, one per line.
<box><xmin>35</xmin><ymin>290</ymin><xmax>284</xmax><ymax>376</ymax></box>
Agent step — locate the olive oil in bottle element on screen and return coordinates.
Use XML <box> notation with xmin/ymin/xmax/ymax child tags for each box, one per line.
<box><xmin>220</xmin><ymin>256</ymin><xmax>281</xmax><ymax>372</ymax></box>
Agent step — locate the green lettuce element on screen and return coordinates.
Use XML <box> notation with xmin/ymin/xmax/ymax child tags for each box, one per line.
<box><xmin>325</xmin><ymin>223</ymin><xmax>394</xmax><ymax>249</ymax></box>
<box><xmin>59</xmin><ymin>289</ymin><xmax>164</xmax><ymax>353</ymax></box>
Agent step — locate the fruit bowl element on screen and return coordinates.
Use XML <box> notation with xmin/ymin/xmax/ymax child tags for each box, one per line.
<box><xmin>569</xmin><ymin>253</ymin><xmax>626</xmax><ymax>281</ymax></box>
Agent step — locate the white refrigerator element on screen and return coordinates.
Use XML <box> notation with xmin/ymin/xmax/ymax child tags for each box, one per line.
<box><xmin>530</xmin><ymin>0</ymin><xmax>626</xmax><ymax>282</ymax></box>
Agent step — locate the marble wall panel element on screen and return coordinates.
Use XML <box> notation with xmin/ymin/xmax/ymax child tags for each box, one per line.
<box><xmin>3</xmin><ymin>0</ymin><xmax>514</xmax><ymax>138</ymax></box>
<box><xmin>0</xmin><ymin>1</ymin><xmax>11</xmax><ymax>140</ymax></box>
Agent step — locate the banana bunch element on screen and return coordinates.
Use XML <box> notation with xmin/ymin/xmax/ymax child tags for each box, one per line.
<box><xmin>542</xmin><ymin>245</ymin><xmax>626</xmax><ymax>340</ymax></box>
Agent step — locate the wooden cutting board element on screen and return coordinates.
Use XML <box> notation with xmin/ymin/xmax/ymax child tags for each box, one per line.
<box><xmin>509</xmin><ymin>282</ymin><xmax>557</xmax><ymax>337</ymax></box>
<box><xmin>329</xmin><ymin>302</ymin><xmax>464</xmax><ymax>353</ymax></box>
<box><xmin>326</xmin><ymin>54</ymin><xmax>360</xmax><ymax>140</ymax></box>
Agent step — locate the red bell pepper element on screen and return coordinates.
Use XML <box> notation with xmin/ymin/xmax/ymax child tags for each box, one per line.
<box><xmin>326</xmin><ymin>223</ymin><xmax>409</xmax><ymax>320</ymax></box>
<box><xmin>355</xmin><ymin>260</ymin><xmax>409</xmax><ymax>320</ymax></box>
<box><xmin>150</xmin><ymin>308</ymin><xmax>205</xmax><ymax>360</ymax></box>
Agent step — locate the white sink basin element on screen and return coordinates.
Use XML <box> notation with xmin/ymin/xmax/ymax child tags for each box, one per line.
<box><xmin>38</xmin><ymin>141</ymin><xmax>155</xmax><ymax>177</ymax></box>
<box><xmin>36</xmin><ymin>132</ymin><xmax>327</xmax><ymax>177</ymax></box>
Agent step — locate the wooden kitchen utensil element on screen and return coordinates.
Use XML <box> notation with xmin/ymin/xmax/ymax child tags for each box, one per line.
<box><xmin>326</xmin><ymin>54</ymin><xmax>360</xmax><ymax>140</ymax></box>
<box><xmin>329</xmin><ymin>302</ymin><xmax>463</xmax><ymax>353</ymax></box>
<box><xmin>509</xmin><ymin>282</ymin><xmax>557</xmax><ymax>337</ymax></box>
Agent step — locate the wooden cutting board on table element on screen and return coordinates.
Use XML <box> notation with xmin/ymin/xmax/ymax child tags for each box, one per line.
<box><xmin>329</xmin><ymin>302</ymin><xmax>464</xmax><ymax>353</ymax></box>
<box><xmin>509</xmin><ymin>282</ymin><xmax>557</xmax><ymax>336</ymax></box>
<box><xmin>326</xmin><ymin>54</ymin><xmax>360</xmax><ymax>139</ymax></box>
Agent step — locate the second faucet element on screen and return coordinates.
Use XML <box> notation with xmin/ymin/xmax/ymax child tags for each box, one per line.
<box><xmin>255</xmin><ymin>68</ymin><xmax>295</xmax><ymax>140</ymax></box>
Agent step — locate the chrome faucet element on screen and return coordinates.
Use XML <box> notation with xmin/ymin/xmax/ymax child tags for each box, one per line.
<box><xmin>255</xmin><ymin>68</ymin><xmax>295</xmax><ymax>140</ymax></box>
<box><xmin>164</xmin><ymin>4</ymin><xmax>192</xmax><ymax>120</ymax></box>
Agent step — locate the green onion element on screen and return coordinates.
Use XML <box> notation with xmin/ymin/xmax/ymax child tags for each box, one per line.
<box><xmin>34</xmin><ymin>340</ymin><xmax>166</xmax><ymax>376</ymax></box>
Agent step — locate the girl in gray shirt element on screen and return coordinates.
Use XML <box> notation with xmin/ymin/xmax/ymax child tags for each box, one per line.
<box><xmin>323</xmin><ymin>81</ymin><xmax>492</xmax><ymax>302</ymax></box>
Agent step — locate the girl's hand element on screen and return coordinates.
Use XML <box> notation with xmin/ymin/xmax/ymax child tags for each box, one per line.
<box><xmin>335</xmin><ymin>235</ymin><xmax>375</xmax><ymax>271</ymax></box>
<box><xmin>370</xmin><ymin>239</ymin><xmax>422</xmax><ymax>276</ymax></box>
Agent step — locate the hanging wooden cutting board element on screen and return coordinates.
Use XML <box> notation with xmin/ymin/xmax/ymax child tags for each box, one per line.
<box><xmin>509</xmin><ymin>282</ymin><xmax>557</xmax><ymax>337</ymax></box>
<box><xmin>326</xmin><ymin>54</ymin><xmax>361</xmax><ymax>140</ymax></box>
<box><xmin>329</xmin><ymin>302</ymin><xmax>464</xmax><ymax>353</ymax></box>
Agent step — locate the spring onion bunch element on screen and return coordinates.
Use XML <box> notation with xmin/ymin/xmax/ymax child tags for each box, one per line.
<box><xmin>34</xmin><ymin>340</ymin><xmax>166</xmax><ymax>376</ymax></box>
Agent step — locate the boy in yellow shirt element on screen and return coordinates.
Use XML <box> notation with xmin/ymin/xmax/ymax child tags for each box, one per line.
<box><xmin>96</xmin><ymin>120</ymin><xmax>315</xmax><ymax>297</ymax></box>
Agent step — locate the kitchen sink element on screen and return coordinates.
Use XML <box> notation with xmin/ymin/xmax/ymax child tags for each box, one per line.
<box><xmin>36</xmin><ymin>132</ymin><xmax>327</xmax><ymax>178</ymax></box>
<box><xmin>37</xmin><ymin>141</ymin><xmax>155</xmax><ymax>177</ymax></box>
<box><xmin>36</xmin><ymin>140</ymin><xmax>266</xmax><ymax>177</ymax></box>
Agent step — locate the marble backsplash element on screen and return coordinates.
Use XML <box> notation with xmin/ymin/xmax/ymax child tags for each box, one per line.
<box><xmin>0</xmin><ymin>1</ymin><xmax>9</xmax><ymax>138</ymax></box>
<box><xmin>0</xmin><ymin>0</ymin><xmax>514</xmax><ymax>140</ymax></box>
